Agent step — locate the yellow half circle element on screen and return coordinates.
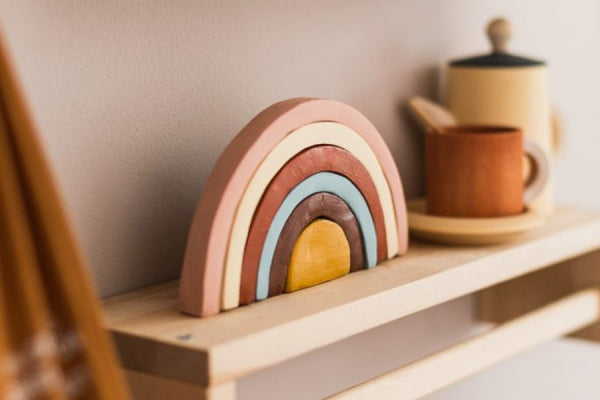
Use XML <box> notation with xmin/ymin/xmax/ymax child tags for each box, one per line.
<box><xmin>286</xmin><ymin>219</ymin><xmax>351</xmax><ymax>293</ymax></box>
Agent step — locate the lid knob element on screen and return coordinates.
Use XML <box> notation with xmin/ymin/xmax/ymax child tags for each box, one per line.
<box><xmin>487</xmin><ymin>17</ymin><xmax>512</xmax><ymax>53</ymax></box>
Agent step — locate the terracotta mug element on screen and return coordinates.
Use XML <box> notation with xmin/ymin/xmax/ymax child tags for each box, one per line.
<box><xmin>425</xmin><ymin>125</ymin><xmax>549</xmax><ymax>218</ymax></box>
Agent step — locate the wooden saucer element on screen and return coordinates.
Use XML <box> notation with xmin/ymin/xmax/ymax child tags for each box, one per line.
<box><xmin>407</xmin><ymin>199</ymin><xmax>547</xmax><ymax>245</ymax></box>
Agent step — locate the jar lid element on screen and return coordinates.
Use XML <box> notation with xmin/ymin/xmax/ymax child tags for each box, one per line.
<box><xmin>450</xmin><ymin>18</ymin><xmax>545</xmax><ymax>68</ymax></box>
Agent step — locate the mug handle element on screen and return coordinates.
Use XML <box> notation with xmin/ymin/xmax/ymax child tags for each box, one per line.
<box><xmin>551</xmin><ymin>108</ymin><xmax>563</xmax><ymax>155</ymax></box>
<box><xmin>523</xmin><ymin>138</ymin><xmax>550</xmax><ymax>205</ymax></box>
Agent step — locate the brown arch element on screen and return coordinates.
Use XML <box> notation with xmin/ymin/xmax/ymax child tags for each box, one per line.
<box><xmin>239</xmin><ymin>145</ymin><xmax>387</xmax><ymax>305</ymax></box>
<box><xmin>269</xmin><ymin>193</ymin><xmax>364</xmax><ymax>297</ymax></box>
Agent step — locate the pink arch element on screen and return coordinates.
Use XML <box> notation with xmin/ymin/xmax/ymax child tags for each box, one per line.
<box><xmin>179</xmin><ymin>98</ymin><xmax>408</xmax><ymax>317</ymax></box>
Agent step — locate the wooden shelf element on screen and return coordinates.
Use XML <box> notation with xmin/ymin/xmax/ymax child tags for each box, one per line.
<box><xmin>105</xmin><ymin>207</ymin><xmax>600</xmax><ymax>392</ymax></box>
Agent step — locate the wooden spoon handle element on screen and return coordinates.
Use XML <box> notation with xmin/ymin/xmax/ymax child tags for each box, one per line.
<box><xmin>407</xmin><ymin>96</ymin><xmax>458</xmax><ymax>133</ymax></box>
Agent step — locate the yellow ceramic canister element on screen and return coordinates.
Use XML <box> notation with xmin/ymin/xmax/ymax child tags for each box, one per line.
<box><xmin>445</xmin><ymin>18</ymin><xmax>553</xmax><ymax>215</ymax></box>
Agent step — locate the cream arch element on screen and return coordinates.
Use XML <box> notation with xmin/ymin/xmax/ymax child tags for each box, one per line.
<box><xmin>221</xmin><ymin>122</ymin><xmax>398</xmax><ymax>309</ymax></box>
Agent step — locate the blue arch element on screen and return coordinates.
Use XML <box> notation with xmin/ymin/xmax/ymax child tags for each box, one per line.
<box><xmin>255</xmin><ymin>172</ymin><xmax>378</xmax><ymax>300</ymax></box>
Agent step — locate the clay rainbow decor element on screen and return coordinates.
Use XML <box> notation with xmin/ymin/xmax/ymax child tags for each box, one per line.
<box><xmin>180</xmin><ymin>98</ymin><xmax>408</xmax><ymax>317</ymax></box>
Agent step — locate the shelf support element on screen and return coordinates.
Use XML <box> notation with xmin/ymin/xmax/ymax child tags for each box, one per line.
<box><xmin>328</xmin><ymin>288</ymin><xmax>600</xmax><ymax>400</ymax></box>
<box><xmin>480</xmin><ymin>249</ymin><xmax>600</xmax><ymax>342</ymax></box>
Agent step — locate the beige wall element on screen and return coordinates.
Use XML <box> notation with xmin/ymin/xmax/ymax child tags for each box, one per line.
<box><xmin>2</xmin><ymin>1</ymin><xmax>599</xmax><ymax>398</ymax></box>
<box><xmin>2</xmin><ymin>0</ymin><xmax>599</xmax><ymax>297</ymax></box>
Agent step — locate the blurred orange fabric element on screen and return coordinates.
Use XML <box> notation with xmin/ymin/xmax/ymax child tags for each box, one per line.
<box><xmin>0</xmin><ymin>32</ymin><xmax>130</xmax><ymax>400</ymax></box>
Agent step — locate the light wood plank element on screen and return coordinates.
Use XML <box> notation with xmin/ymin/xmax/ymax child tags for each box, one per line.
<box><xmin>328</xmin><ymin>289</ymin><xmax>600</xmax><ymax>400</ymax></box>
<box><xmin>125</xmin><ymin>369</ymin><xmax>235</xmax><ymax>400</ymax></box>
<box><xmin>105</xmin><ymin>208</ymin><xmax>600</xmax><ymax>385</ymax></box>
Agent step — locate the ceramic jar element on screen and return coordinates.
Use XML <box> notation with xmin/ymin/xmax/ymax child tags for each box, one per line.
<box><xmin>444</xmin><ymin>18</ymin><xmax>554</xmax><ymax>215</ymax></box>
